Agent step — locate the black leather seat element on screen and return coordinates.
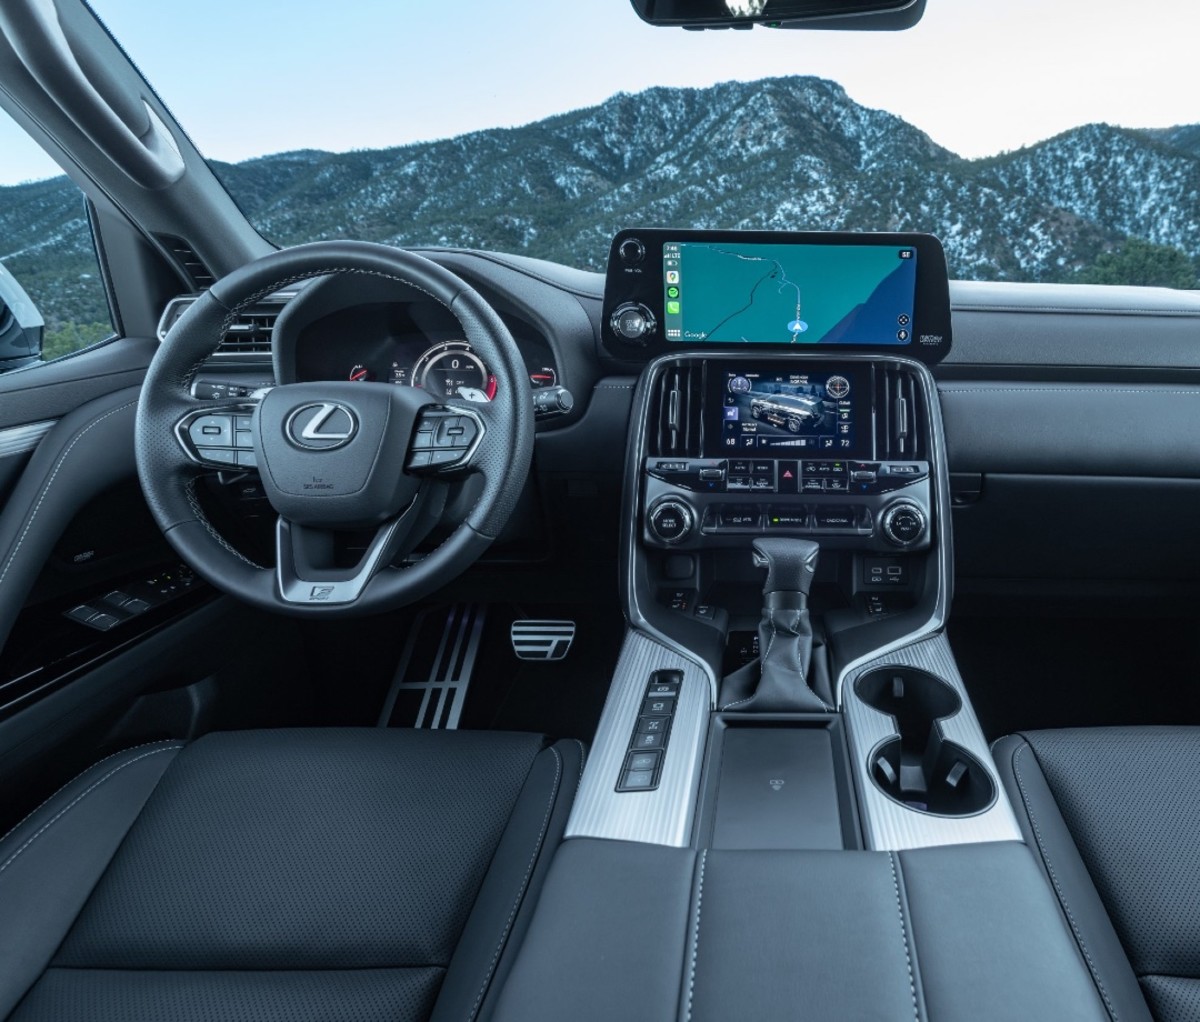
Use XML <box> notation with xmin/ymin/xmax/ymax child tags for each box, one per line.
<box><xmin>0</xmin><ymin>728</ymin><xmax>583</xmax><ymax>1022</ymax></box>
<box><xmin>994</xmin><ymin>727</ymin><xmax>1200</xmax><ymax>1022</ymax></box>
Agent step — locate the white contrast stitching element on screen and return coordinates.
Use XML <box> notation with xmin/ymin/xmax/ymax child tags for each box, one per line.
<box><xmin>1012</xmin><ymin>742</ymin><xmax>1121</xmax><ymax>1022</ymax></box>
<box><xmin>888</xmin><ymin>852</ymin><xmax>920</xmax><ymax>1022</ymax></box>
<box><xmin>0</xmin><ymin>401</ymin><xmax>138</xmax><ymax>590</ymax></box>
<box><xmin>685</xmin><ymin>849</ymin><xmax>707</xmax><ymax>1022</ymax></box>
<box><xmin>184</xmin><ymin>478</ymin><xmax>262</xmax><ymax>568</ymax></box>
<box><xmin>0</xmin><ymin>745</ymin><xmax>183</xmax><ymax>879</ymax></box>
<box><xmin>0</xmin><ymin>740</ymin><xmax>182</xmax><ymax>847</ymax></box>
<box><xmin>466</xmin><ymin>744</ymin><xmax>563</xmax><ymax>1021</ymax></box>
<box><xmin>569</xmin><ymin>738</ymin><xmax>587</xmax><ymax>804</ymax></box>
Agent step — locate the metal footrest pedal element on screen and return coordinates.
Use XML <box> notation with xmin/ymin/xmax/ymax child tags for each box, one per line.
<box><xmin>379</xmin><ymin>603</ymin><xmax>485</xmax><ymax>728</ymax></box>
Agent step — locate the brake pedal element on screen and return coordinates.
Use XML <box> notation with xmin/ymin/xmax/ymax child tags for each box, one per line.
<box><xmin>510</xmin><ymin>620</ymin><xmax>576</xmax><ymax>662</ymax></box>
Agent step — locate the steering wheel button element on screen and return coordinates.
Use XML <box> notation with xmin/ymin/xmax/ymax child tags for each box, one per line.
<box><xmin>203</xmin><ymin>448</ymin><xmax>237</xmax><ymax>466</ymax></box>
<box><xmin>235</xmin><ymin>415</ymin><xmax>253</xmax><ymax>430</ymax></box>
<box><xmin>429</xmin><ymin>449</ymin><xmax>461</xmax><ymax>467</ymax></box>
<box><xmin>235</xmin><ymin>431</ymin><xmax>254</xmax><ymax>449</ymax></box>
<box><xmin>407</xmin><ymin>450</ymin><xmax>432</xmax><ymax>469</ymax></box>
<box><xmin>236</xmin><ymin>450</ymin><xmax>258</xmax><ymax>468</ymax></box>
<box><xmin>188</xmin><ymin>415</ymin><xmax>234</xmax><ymax>447</ymax></box>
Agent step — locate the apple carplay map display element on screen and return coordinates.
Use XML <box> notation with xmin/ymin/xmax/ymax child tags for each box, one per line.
<box><xmin>663</xmin><ymin>241</ymin><xmax>917</xmax><ymax>346</ymax></box>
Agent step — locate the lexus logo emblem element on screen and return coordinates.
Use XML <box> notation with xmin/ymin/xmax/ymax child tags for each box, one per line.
<box><xmin>285</xmin><ymin>403</ymin><xmax>358</xmax><ymax>451</ymax></box>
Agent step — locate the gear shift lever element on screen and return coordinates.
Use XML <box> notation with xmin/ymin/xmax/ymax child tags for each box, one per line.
<box><xmin>719</xmin><ymin>537</ymin><xmax>833</xmax><ymax>712</ymax></box>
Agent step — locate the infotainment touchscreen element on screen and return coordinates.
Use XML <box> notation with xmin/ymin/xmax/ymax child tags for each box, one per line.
<box><xmin>707</xmin><ymin>365</ymin><xmax>866</xmax><ymax>456</ymax></box>
<box><xmin>663</xmin><ymin>241</ymin><xmax>916</xmax><ymax>347</ymax></box>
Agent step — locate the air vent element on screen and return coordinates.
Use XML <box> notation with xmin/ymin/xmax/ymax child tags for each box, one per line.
<box><xmin>156</xmin><ymin>297</ymin><xmax>280</xmax><ymax>356</ymax></box>
<box><xmin>218</xmin><ymin>309</ymin><xmax>278</xmax><ymax>355</ymax></box>
<box><xmin>874</xmin><ymin>366</ymin><xmax>926</xmax><ymax>461</ymax></box>
<box><xmin>156</xmin><ymin>235</ymin><xmax>216</xmax><ymax>291</ymax></box>
<box><xmin>649</xmin><ymin>362</ymin><xmax>703</xmax><ymax>457</ymax></box>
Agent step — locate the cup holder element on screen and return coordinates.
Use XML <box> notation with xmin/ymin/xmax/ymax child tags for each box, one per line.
<box><xmin>855</xmin><ymin>667</ymin><xmax>995</xmax><ymax>817</ymax></box>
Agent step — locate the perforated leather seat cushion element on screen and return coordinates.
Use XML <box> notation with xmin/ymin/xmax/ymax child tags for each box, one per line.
<box><xmin>996</xmin><ymin>727</ymin><xmax>1200</xmax><ymax>1022</ymax></box>
<box><xmin>4</xmin><ymin>728</ymin><xmax>574</xmax><ymax>1022</ymax></box>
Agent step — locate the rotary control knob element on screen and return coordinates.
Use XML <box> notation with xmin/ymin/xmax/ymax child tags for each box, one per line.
<box><xmin>648</xmin><ymin>500</ymin><xmax>694</xmax><ymax>545</ymax></box>
<box><xmin>610</xmin><ymin>302</ymin><xmax>657</xmax><ymax>344</ymax></box>
<box><xmin>618</xmin><ymin>237</ymin><xmax>646</xmax><ymax>265</ymax></box>
<box><xmin>881</xmin><ymin>501</ymin><xmax>928</xmax><ymax>547</ymax></box>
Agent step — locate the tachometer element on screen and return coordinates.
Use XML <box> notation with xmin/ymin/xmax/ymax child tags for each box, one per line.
<box><xmin>410</xmin><ymin>340</ymin><xmax>495</xmax><ymax>400</ymax></box>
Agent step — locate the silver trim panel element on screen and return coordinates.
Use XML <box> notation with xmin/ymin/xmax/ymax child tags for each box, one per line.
<box><xmin>566</xmin><ymin>629</ymin><xmax>710</xmax><ymax>847</ymax></box>
<box><xmin>0</xmin><ymin>420</ymin><xmax>54</xmax><ymax>458</ymax></box>
<box><xmin>842</xmin><ymin>633</ymin><xmax>1022</xmax><ymax>850</ymax></box>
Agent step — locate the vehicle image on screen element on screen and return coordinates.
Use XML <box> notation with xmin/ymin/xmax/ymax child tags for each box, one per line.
<box><xmin>748</xmin><ymin>390</ymin><xmax>826</xmax><ymax>433</ymax></box>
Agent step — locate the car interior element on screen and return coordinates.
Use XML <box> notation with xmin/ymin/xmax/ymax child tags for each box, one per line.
<box><xmin>1</xmin><ymin>1</ymin><xmax>1199</xmax><ymax>1020</ymax></box>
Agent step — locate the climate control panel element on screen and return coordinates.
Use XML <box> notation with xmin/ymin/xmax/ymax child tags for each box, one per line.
<box><xmin>643</xmin><ymin>456</ymin><xmax>932</xmax><ymax>553</ymax></box>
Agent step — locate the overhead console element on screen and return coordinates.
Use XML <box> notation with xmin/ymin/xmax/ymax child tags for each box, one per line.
<box><xmin>601</xmin><ymin>228</ymin><xmax>952</xmax><ymax>364</ymax></box>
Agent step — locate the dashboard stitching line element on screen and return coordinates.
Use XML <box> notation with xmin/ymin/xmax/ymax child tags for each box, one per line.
<box><xmin>466</xmin><ymin>744</ymin><xmax>562</xmax><ymax>1022</ymax></box>
<box><xmin>685</xmin><ymin>848</ymin><xmax>707</xmax><ymax>1022</ymax></box>
<box><xmin>0</xmin><ymin>740</ymin><xmax>184</xmax><ymax>847</ymax></box>
<box><xmin>888</xmin><ymin>852</ymin><xmax>921</xmax><ymax>1022</ymax></box>
<box><xmin>953</xmin><ymin>305</ymin><xmax>1200</xmax><ymax>317</ymax></box>
<box><xmin>0</xmin><ymin>400</ymin><xmax>138</xmax><ymax>592</ymax></box>
<box><xmin>1012</xmin><ymin>741</ymin><xmax>1120</xmax><ymax>1022</ymax></box>
<box><xmin>940</xmin><ymin>388</ymin><xmax>1200</xmax><ymax>396</ymax></box>
<box><xmin>0</xmin><ymin>745</ymin><xmax>184</xmax><ymax>880</ymax></box>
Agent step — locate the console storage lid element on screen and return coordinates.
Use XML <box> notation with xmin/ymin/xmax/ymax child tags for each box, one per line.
<box><xmin>492</xmin><ymin>838</ymin><xmax>1109</xmax><ymax>1022</ymax></box>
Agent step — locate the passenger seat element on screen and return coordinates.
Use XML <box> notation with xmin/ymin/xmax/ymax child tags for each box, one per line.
<box><xmin>994</xmin><ymin>727</ymin><xmax>1200</xmax><ymax>1022</ymax></box>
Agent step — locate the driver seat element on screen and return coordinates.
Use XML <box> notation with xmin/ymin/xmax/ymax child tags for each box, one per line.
<box><xmin>0</xmin><ymin>728</ymin><xmax>583</xmax><ymax>1022</ymax></box>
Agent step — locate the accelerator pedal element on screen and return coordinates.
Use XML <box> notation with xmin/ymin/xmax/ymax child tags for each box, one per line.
<box><xmin>510</xmin><ymin>619</ymin><xmax>576</xmax><ymax>662</ymax></box>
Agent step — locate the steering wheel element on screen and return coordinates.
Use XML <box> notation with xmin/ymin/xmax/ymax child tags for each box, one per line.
<box><xmin>135</xmin><ymin>241</ymin><xmax>534</xmax><ymax>616</ymax></box>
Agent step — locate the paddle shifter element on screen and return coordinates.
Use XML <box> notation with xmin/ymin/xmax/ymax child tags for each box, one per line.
<box><xmin>719</xmin><ymin>537</ymin><xmax>833</xmax><ymax>713</ymax></box>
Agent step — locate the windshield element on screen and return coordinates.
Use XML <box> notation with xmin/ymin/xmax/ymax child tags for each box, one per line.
<box><xmin>6</xmin><ymin>0</ymin><xmax>1200</xmax><ymax>289</ymax></box>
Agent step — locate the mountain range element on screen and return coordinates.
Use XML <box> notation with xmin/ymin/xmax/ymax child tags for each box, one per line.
<box><xmin>2</xmin><ymin>75</ymin><xmax>1197</xmax><ymax>339</ymax></box>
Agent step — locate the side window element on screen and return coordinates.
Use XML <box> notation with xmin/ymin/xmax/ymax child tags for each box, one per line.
<box><xmin>0</xmin><ymin>107</ymin><xmax>114</xmax><ymax>370</ymax></box>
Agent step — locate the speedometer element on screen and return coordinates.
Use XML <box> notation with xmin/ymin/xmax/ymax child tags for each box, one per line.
<box><xmin>410</xmin><ymin>341</ymin><xmax>495</xmax><ymax>400</ymax></box>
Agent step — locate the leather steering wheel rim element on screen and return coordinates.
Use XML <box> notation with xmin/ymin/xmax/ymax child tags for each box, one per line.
<box><xmin>135</xmin><ymin>241</ymin><xmax>534</xmax><ymax>616</ymax></box>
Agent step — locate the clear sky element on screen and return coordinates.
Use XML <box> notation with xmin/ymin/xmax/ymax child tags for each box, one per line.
<box><xmin>0</xmin><ymin>0</ymin><xmax>1196</xmax><ymax>185</ymax></box>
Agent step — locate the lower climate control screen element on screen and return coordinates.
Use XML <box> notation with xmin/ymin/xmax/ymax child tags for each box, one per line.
<box><xmin>709</xmin><ymin>366</ymin><xmax>866</xmax><ymax>457</ymax></box>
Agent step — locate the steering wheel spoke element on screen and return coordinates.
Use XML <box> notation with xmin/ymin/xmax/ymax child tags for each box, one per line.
<box><xmin>174</xmin><ymin>397</ymin><xmax>265</xmax><ymax>472</ymax></box>
<box><xmin>405</xmin><ymin>404</ymin><xmax>487</xmax><ymax>476</ymax></box>
<box><xmin>274</xmin><ymin>494</ymin><xmax>436</xmax><ymax>606</ymax></box>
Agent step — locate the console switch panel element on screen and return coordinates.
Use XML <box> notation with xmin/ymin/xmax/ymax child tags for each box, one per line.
<box><xmin>618</xmin><ymin>670</ymin><xmax>682</xmax><ymax>792</ymax></box>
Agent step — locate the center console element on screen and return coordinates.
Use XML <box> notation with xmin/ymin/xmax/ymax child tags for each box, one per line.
<box><xmin>567</xmin><ymin>227</ymin><xmax>1019</xmax><ymax>853</ymax></box>
<box><xmin>495</xmin><ymin>228</ymin><xmax>1106</xmax><ymax>1019</ymax></box>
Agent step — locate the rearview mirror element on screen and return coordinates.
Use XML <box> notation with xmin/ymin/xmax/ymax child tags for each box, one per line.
<box><xmin>629</xmin><ymin>0</ymin><xmax>925</xmax><ymax>30</ymax></box>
